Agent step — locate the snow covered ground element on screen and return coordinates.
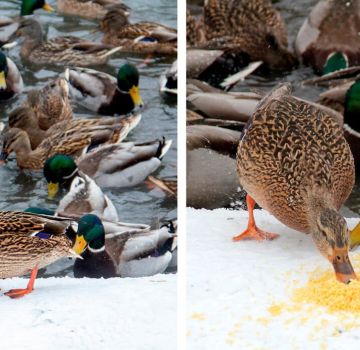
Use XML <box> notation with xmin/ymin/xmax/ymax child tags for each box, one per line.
<box><xmin>0</xmin><ymin>275</ymin><xmax>176</xmax><ymax>350</ymax></box>
<box><xmin>187</xmin><ymin>208</ymin><xmax>360</xmax><ymax>350</ymax></box>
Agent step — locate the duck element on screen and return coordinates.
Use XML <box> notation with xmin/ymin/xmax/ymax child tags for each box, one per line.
<box><xmin>99</xmin><ymin>5</ymin><xmax>177</xmax><ymax>56</ymax></box>
<box><xmin>159</xmin><ymin>60</ymin><xmax>177</xmax><ymax>95</ymax></box>
<box><xmin>295</xmin><ymin>0</ymin><xmax>360</xmax><ymax>74</ymax></box>
<box><xmin>66</xmin><ymin>64</ymin><xmax>143</xmax><ymax>116</ymax></box>
<box><xmin>8</xmin><ymin>106</ymin><xmax>141</xmax><ymax>149</ymax></box>
<box><xmin>187</xmin><ymin>123</ymin><xmax>241</xmax><ymax>209</ymax></box>
<box><xmin>72</xmin><ymin>214</ymin><xmax>177</xmax><ymax>278</ymax></box>
<box><xmin>0</xmin><ymin>0</ymin><xmax>54</xmax><ymax>46</ymax></box>
<box><xmin>43</xmin><ymin>137</ymin><xmax>172</xmax><ymax>194</ymax></box>
<box><xmin>235</xmin><ymin>83</ymin><xmax>356</xmax><ymax>283</ymax></box>
<box><xmin>23</xmin><ymin>78</ymin><xmax>72</xmax><ymax>131</ymax></box>
<box><xmin>186</xmin><ymin>0</ymin><xmax>297</xmax><ymax>88</ymax></box>
<box><xmin>0</xmin><ymin>210</ymin><xmax>79</xmax><ymax>298</ymax></box>
<box><xmin>57</xmin><ymin>0</ymin><xmax>130</xmax><ymax>21</ymax></box>
<box><xmin>0</xmin><ymin>127</ymin><xmax>89</xmax><ymax>169</ymax></box>
<box><xmin>13</xmin><ymin>18</ymin><xmax>122</xmax><ymax>66</ymax></box>
<box><xmin>0</xmin><ymin>51</ymin><xmax>23</xmax><ymax>100</ymax></box>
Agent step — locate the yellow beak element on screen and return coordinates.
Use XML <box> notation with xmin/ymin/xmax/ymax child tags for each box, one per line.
<box><xmin>42</xmin><ymin>3</ymin><xmax>55</xmax><ymax>12</ymax></box>
<box><xmin>47</xmin><ymin>182</ymin><xmax>59</xmax><ymax>199</ymax></box>
<box><xmin>0</xmin><ymin>71</ymin><xmax>7</xmax><ymax>90</ymax></box>
<box><xmin>73</xmin><ymin>235</ymin><xmax>87</xmax><ymax>255</ymax></box>
<box><xmin>129</xmin><ymin>85</ymin><xmax>143</xmax><ymax>107</ymax></box>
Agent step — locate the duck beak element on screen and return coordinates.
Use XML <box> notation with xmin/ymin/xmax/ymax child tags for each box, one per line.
<box><xmin>0</xmin><ymin>71</ymin><xmax>7</xmax><ymax>90</ymax></box>
<box><xmin>42</xmin><ymin>3</ymin><xmax>54</xmax><ymax>12</ymax></box>
<box><xmin>47</xmin><ymin>182</ymin><xmax>59</xmax><ymax>199</ymax></box>
<box><xmin>129</xmin><ymin>85</ymin><xmax>143</xmax><ymax>107</ymax></box>
<box><xmin>330</xmin><ymin>248</ymin><xmax>357</xmax><ymax>284</ymax></box>
<box><xmin>73</xmin><ymin>235</ymin><xmax>87</xmax><ymax>255</ymax></box>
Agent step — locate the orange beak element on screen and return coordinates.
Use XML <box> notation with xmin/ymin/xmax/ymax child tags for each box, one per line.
<box><xmin>329</xmin><ymin>248</ymin><xmax>357</xmax><ymax>284</ymax></box>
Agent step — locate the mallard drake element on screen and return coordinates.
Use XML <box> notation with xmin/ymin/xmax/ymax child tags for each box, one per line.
<box><xmin>0</xmin><ymin>51</ymin><xmax>23</xmax><ymax>100</ymax></box>
<box><xmin>235</xmin><ymin>84</ymin><xmax>356</xmax><ymax>283</ymax></box>
<box><xmin>0</xmin><ymin>0</ymin><xmax>54</xmax><ymax>45</ymax></box>
<box><xmin>66</xmin><ymin>64</ymin><xmax>143</xmax><ymax>116</ymax></box>
<box><xmin>295</xmin><ymin>0</ymin><xmax>360</xmax><ymax>74</ymax></box>
<box><xmin>160</xmin><ymin>60</ymin><xmax>177</xmax><ymax>95</ymax></box>
<box><xmin>9</xmin><ymin>106</ymin><xmax>141</xmax><ymax>149</ymax></box>
<box><xmin>23</xmin><ymin>78</ymin><xmax>72</xmax><ymax>131</ymax></box>
<box><xmin>57</xmin><ymin>0</ymin><xmax>130</xmax><ymax>21</ymax></box>
<box><xmin>72</xmin><ymin>214</ymin><xmax>176</xmax><ymax>278</ymax></box>
<box><xmin>187</xmin><ymin>124</ymin><xmax>241</xmax><ymax>209</ymax></box>
<box><xmin>100</xmin><ymin>5</ymin><xmax>177</xmax><ymax>55</ymax></box>
<box><xmin>13</xmin><ymin>18</ymin><xmax>122</xmax><ymax>66</ymax></box>
<box><xmin>43</xmin><ymin>137</ymin><xmax>172</xmax><ymax>194</ymax></box>
<box><xmin>0</xmin><ymin>211</ymin><xmax>78</xmax><ymax>298</ymax></box>
<box><xmin>0</xmin><ymin>127</ymin><xmax>90</xmax><ymax>169</ymax></box>
<box><xmin>187</xmin><ymin>0</ymin><xmax>297</xmax><ymax>87</ymax></box>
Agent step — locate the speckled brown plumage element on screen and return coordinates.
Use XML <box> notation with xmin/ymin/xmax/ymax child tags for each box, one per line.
<box><xmin>1</xmin><ymin>128</ymin><xmax>91</xmax><ymax>169</ymax></box>
<box><xmin>100</xmin><ymin>5</ymin><xmax>177</xmax><ymax>55</ymax></box>
<box><xmin>189</xmin><ymin>0</ymin><xmax>297</xmax><ymax>70</ymax></box>
<box><xmin>16</xmin><ymin>19</ymin><xmax>121</xmax><ymax>66</ymax></box>
<box><xmin>237</xmin><ymin>84</ymin><xmax>355</xmax><ymax>234</ymax></box>
<box><xmin>0</xmin><ymin>211</ymin><xmax>74</xmax><ymax>279</ymax></box>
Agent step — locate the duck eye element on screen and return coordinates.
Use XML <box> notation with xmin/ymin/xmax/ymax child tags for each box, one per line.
<box><xmin>321</xmin><ymin>230</ymin><xmax>327</xmax><ymax>238</ymax></box>
<box><xmin>336</xmin><ymin>255</ymin><xmax>341</xmax><ymax>261</ymax></box>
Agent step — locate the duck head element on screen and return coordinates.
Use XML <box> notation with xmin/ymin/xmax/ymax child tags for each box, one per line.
<box><xmin>73</xmin><ymin>214</ymin><xmax>105</xmax><ymax>255</ymax></box>
<box><xmin>312</xmin><ymin>208</ymin><xmax>356</xmax><ymax>284</ymax></box>
<box><xmin>43</xmin><ymin>154</ymin><xmax>79</xmax><ymax>199</ymax></box>
<box><xmin>21</xmin><ymin>0</ymin><xmax>54</xmax><ymax>16</ymax></box>
<box><xmin>322</xmin><ymin>52</ymin><xmax>349</xmax><ymax>76</ymax></box>
<box><xmin>117</xmin><ymin>63</ymin><xmax>144</xmax><ymax>108</ymax></box>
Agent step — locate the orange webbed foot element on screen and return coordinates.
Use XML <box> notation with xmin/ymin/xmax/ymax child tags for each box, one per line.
<box><xmin>4</xmin><ymin>288</ymin><xmax>33</xmax><ymax>299</ymax></box>
<box><xmin>233</xmin><ymin>225</ymin><xmax>279</xmax><ymax>241</ymax></box>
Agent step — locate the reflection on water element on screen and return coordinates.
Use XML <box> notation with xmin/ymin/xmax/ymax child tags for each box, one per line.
<box><xmin>0</xmin><ymin>0</ymin><xmax>177</xmax><ymax>275</ymax></box>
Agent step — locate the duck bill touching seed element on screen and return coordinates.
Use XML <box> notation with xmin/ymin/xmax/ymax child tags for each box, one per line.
<box><xmin>0</xmin><ymin>71</ymin><xmax>7</xmax><ymax>90</ymax></box>
<box><xmin>129</xmin><ymin>85</ymin><xmax>143</xmax><ymax>107</ymax></box>
<box><xmin>47</xmin><ymin>182</ymin><xmax>59</xmax><ymax>199</ymax></box>
<box><xmin>73</xmin><ymin>235</ymin><xmax>88</xmax><ymax>255</ymax></box>
<box><xmin>329</xmin><ymin>248</ymin><xmax>357</xmax><ymax>284</ymax></box>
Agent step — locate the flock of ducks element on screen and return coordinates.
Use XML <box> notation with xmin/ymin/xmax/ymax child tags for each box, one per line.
<box><xmin>0</xmin><ymin>0</ymin><xmax>177</xmax><ymax>298</ymax></box>
<box><xmin>187</xmin><ymin>0</ymin><xmax>360</xmax><ymax>283</ymax></box>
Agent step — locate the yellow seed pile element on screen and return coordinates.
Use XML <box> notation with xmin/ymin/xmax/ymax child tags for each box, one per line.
<box><xmin>292</xmin><ymin>269</ymin><xmax>360</xmax><ymax>313</ymax></box>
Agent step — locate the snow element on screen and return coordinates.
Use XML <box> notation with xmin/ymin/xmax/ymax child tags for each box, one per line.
<box><xmin>0</xmin><ymin>274</ymin><xmax>176</xmax><ymax>350</ymax></box>
<box><xmin>187</xmin><ymin>208</ymin><xmax>360</xmax><ymax>350</ymax></box>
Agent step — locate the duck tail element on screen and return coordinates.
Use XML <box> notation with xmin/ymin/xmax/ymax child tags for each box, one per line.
<box><xmin>157</xmin><ymin>137</ymin><xmax>172</xmax><ymax>159</ymax></box>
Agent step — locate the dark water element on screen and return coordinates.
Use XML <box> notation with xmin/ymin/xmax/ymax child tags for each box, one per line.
<box><xmin>187</xmin><ymin>0</ymin><xmax>360</xmax><ymax>217</ymax></box>
<box><xmin>0</xmin><ymin>0</ymin><xmax>177</xmax><ymax>275</ymax></box>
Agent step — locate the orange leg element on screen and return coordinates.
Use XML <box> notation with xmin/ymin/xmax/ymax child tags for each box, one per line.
<box><xmin>5</xmin><ymin>268</ymin><xmax>38</xmax><ymax>299</ymax></box>
<box><xmin>233</xmin><ymin>195</ymin><xmax>279</xmax><ymax>241</ymax></box>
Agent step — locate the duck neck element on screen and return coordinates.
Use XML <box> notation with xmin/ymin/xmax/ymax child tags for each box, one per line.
<box><xmin>99</xmin><ymin>88</ymin><xmax>134</xmax><ymax>115</ymax></box>
<box><xmin>20</xmin><ymin>25</ymin><xmax>43</xmax><ymax>58</ymax></box>
<box><xmin>307</xmin><ymin>192</ymin><xmax>337</xmax><ymax>230</ymax></box>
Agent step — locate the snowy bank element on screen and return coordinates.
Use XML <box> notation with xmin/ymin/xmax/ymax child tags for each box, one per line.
<box><xmin>187</xmin><ymin>208</ymin><xmax>360</xmax><ymax>350</ymax></box>
<box><xmin>0</xmin><ymin>275</ymin><xmax>176</xmax><ymax>350</ymax></box>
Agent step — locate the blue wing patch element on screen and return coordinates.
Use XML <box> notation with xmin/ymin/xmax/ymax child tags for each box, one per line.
<box><xmin>34</xmin><ymin>232</ymin><xmax>52</xmax><ymax>239</ymax></box>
